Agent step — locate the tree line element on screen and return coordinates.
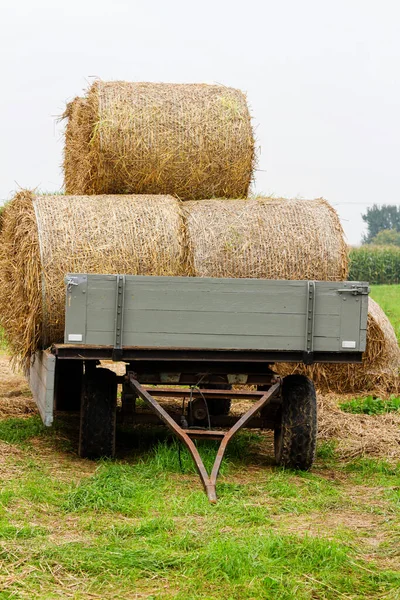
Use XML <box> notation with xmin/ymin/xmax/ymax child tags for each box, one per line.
<box><xmin>362</xmin><ymin>205</ymin><xmax>400</xmax><ymax>246</ymax></box>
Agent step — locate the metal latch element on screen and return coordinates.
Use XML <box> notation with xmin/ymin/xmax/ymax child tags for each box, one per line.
<box><xmin>66</xmin><ymin>277</ymin><xmax>79</xmax><ymax>293</ymax></box>
<box><xmin>337</xmin><ymin>285</ymin><xmax>370</xmax><ymax>296</ymax></box>
<box><xmin>65</xmin><ymin>274</ymin><xmax>88</xmax><ymax>293</ymax></box>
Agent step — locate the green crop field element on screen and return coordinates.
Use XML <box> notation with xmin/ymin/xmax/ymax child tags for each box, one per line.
<box><xmin>0</xmin><ymin>285</ymin><xmax>399</xmax><ymax>599</ymax></box>
<box><xmin>370</xmin><ymin>284</ymin><xmax>400</xmax><ymax>342</ymax></box>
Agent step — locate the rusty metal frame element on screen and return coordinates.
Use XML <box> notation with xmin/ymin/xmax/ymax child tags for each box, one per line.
<box><xmin>127</xmin><ymin>373</ymin><xmax>281</xmax><ymax>503</ymax></box>
<box><xmin>142</xmin><ymin>387</ymin><xmax>273</xmax><ymax>400</ymax></box>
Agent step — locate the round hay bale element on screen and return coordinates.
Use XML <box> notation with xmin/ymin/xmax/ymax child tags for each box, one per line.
<box><xmin>276</xmin><ymin>298</ymin><xmax>400</xmax><ymax>394</ymax></box>
<box><xmin>0</xmin><ymin>191</ymin><xmax>186</xmax><ymax>363</ymax></box>
<box><xmin>183</xmin><ymin>197</ymin><xmax>348</xmax><ymax>280</ymax></box>
<box><xmin>63</xmin><ymin>97</ymin><xmax>92</xmax><ymax>195</ymax></box>
<box><xmin>63</xmin><ymin>81</ymin><xmax>255</xmax><ymax>200</ymax></box>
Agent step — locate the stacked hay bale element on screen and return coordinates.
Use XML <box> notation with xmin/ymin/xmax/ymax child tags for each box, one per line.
<box><xmin>0</xmin><ymin>78</ymin><xmax>398</xmax><ymax>395</ymax></box>
<box><xmin>64</xmin><ymin>81</ymin><xmax>255</xmax><ymax>200</ymax></box>
<box><xmin>0</xmin><ymin>192</ymin><xmax>348</xmax><ymax>364</ymax></box>
<box><xmin>183</xmin><ymin>197</ymin><xmax>399</xmax><ymax>394</ymax></box>
<box><xmin>183</xmin><ymin>197</ymin><xmax>348</xmax><ymax>280</ymax></box>
<box><xmin>0</xmin><ymin>191</ymin><xmax>185</xmax><ymax>362</ymax></box>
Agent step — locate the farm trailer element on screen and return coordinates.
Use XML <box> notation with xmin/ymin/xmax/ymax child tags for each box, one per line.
<box><xmin>29</xmin><ymin>275</ymin><xmax>369</xmax><ymax>502</ymax></box>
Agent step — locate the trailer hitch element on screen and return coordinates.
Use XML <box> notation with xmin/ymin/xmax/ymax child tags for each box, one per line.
<box><xmin>127</xmin><ymin>372</ymin><xmax>281</xmax><ymax>503</ymax></box>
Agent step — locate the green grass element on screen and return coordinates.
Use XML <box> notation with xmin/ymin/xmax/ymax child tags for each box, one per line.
<box><xmin>340</xmin><ymin>394</ymin><xmax>400</xmax><ymax>415</ymax></box>
<box><xmin>0</xmin><ymin>416</ymin><xmax>399</xmax><ymax>598</ymax></box>
<box><xmin>0</xmin><ymin>284</ymin><xmax>399</xmax><ymax>597</ymax></box>
<box><xmin>370</xmin><ymin>284</ymin><xmax>400</xmax><ymax>342</ymax></box>
<box><xmin>0</xmin><ymin>415</ymin><xmax>46</xmax><ymax>444</ymax></box>
<box><xmin>0</xmin><ymin>325</ymin><xmax>8</xmax><ymax>352</ymax></box>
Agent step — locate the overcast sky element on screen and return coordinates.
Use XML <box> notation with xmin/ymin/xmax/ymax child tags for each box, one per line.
<box><xmin>1</xmin><ymin>0</ymin><xmax>399</xmax><ymax>245</ymax></box>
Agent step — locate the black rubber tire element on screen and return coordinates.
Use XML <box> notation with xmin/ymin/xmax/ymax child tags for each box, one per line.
<box><xmin>206</xmin><ymin>398</ymin><xmax>232</xmax><ymax>416</ymax></box>
<box><xmin>79</xmin><ymin>368</ymin><xmax>117</xmax><ymax>459</ymax></box>
<box><xmin>274</xmin><ymin>374</ymin><xmax>317</xmax><ymax>470</ymax></box>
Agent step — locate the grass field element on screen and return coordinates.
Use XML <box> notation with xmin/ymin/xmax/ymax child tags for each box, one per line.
<box><xmin>370</xmin><ymin>284</ymin><xmax>400</xmax><ymax>342</ymax></box>
<box><xmin>0</xmin><ymin>285</ymin><xmax>399</xmax><ymax>599</ymax></box>
<box><xmin>0</xmin><ymin>417</ymin><xmax>400</xmax><ymax>599</ymax></box>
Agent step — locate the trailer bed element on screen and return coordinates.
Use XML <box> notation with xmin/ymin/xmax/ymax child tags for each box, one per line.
<box><xmin>63</xmin><ymin>274</ymin><xmax>369</xmax><ymax>361</ymax></box>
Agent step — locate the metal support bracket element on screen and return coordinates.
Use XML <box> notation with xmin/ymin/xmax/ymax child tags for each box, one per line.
<box><xmin>127</xmin><ymin>373</ymin><xmax>281</xmax><ymax>503</ymax></box>
<box><xmin>303</xmin><ymin>281</ymin><xmax>316</xmax><ymax>365</ymax></box>
<box><xmin>113</xmin><ymin>275</ymin><xmax>125</xmax><ymax>361</ymax></box>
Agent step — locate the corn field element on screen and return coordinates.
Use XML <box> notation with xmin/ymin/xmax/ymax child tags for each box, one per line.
<box><xmin>349</xmin><ymin>245</ymin><xmax>400</xmax><ymax>284</ymax></box>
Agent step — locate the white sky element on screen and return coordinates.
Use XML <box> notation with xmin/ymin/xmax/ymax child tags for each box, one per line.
<box><xmin>1</xmin><ymin>0</ymin><xmax>399</xmax><ymax>245</ymax></box>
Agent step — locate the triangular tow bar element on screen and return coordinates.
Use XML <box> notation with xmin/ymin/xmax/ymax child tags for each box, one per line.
<box><xmin>127</xmin><ymin>373</ymin><xmax>281</xmax><ymax>503</ymax></box>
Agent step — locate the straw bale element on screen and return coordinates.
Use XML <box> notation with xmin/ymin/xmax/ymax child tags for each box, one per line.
<box><xmin>63</xmin><ymin>81</ymin><xmax>255</xmax><ymax>200</ymax></box>
<box><xmin>183</xmin><ymin>197</ymin><xmax>348</xmax><ymax>280</ymax></box>
<box><xmin>63</xmin><ymin>97</ymin><xmax>92</xmax><ymax>195</ymax></box>
<box><xmin>276</xmin><ymin>299</ymin><xmax>400</xmax><ymax>394</ymax></box>
<box><xmin>318</xmin><ymin>394</ymin><xmax>400</xmax><ymax>460</ymax></box>
<box><xmin>184</xmin><ymin>197</ymin><xmax>398</xmax><ymax>393</ymax></box>
<box><xmin>0</xmin><ymin>191</ymin><xmax>186</xmax><ymax>363</ymax></box>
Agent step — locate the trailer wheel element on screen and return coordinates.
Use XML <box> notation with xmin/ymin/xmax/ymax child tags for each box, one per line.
<box><xmin>274</xmin><ymin>375</ymin><xmax>317</xmax><ymax>470</ymax></box>
<box><xmin>79</xmin><ymin>368</ymin><xmax>117</xmax><ymax>459</ymax></box>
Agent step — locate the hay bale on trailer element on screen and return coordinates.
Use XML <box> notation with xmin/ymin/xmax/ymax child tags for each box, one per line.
<box><xmin>276</xmin><ymin>298</ymin><xmax>400</xmax><ymax>394</ymax></box>
<box><xmin>184</xmin><ymin>197</ymin><xmax>399</xmax><ymax>393</ymax></box>
<box><xmin>0</xmin><ymin>191</ymin><xmax>185</xmax><ymax>363</ymax></box>
<box><xmin>64</xmin><ymin>81</ymin><xmax>255</xmax><ymax>200</ymax></box>
<box><xmin>183</xmin><ymin>197</ymin><xmax>349</xmax><ymax>280</ymax></box>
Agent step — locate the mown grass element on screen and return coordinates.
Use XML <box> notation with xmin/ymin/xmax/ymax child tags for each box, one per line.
<box><xmin>370</xmin><ymin>283</ymin><xmax>400</xmax><ymax>342</ymax></box>
<box><xmin>0</xmin><ymin>416</ymin><xmax>400</xmax><ymax>598</ymax></box>
<box><xmin>0</xmin><ymin>415</ymin><xmax>45</xmax><ymax>444</ymax></box>
<box><xmin>0</xmin><ymin>285</ymin><xmax>399</xmax><ymax>597</ymax></box>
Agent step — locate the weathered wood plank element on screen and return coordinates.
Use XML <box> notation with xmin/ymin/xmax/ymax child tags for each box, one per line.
<box><xmin>28</xmin><ymin>351</ymin><xmax>55</xmax><ymax>426</ymax></box>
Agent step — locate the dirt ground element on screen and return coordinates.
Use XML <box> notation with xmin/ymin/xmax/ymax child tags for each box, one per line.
<box><xmin>0</xmin><ymin>354</ymin><xmax>36</xmax><ymax>418</ymax></box>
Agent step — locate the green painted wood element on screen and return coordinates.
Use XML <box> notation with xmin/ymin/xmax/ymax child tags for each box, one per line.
<box><xmin>64</xmin><ymin>275</ymin><xmax>369</xmax><ymax>353</ymax></box>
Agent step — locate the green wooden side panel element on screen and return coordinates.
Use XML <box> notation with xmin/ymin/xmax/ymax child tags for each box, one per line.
<box><xmin>64</xmin><ymin>275</ymin><xmax>369</xmax><ymax>353</ymax></box>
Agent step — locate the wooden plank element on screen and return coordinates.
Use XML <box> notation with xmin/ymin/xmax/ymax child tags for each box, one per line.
<box><xmin>86</xmin><ymin>330</ymin><xmax>306</xmax><ymax>350</ymax></box>
<box><xmin>28</xmin><ymin>351</ymin><xmax>55</xmax><ymax>426</ymax></box>
<box><xmin>122</xmin><ymin>288</ymin><xmax>307</xmax><ymax>313</ymax></box>
<box><xmin>118</xmin><ymin>310</ymin><xmax>340</xmax><ymax>337</ymax></box>
<box><xmin>83</xmin><ymin>331</ymin><xmax>341</xmax><ymax>352</ymax></box>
